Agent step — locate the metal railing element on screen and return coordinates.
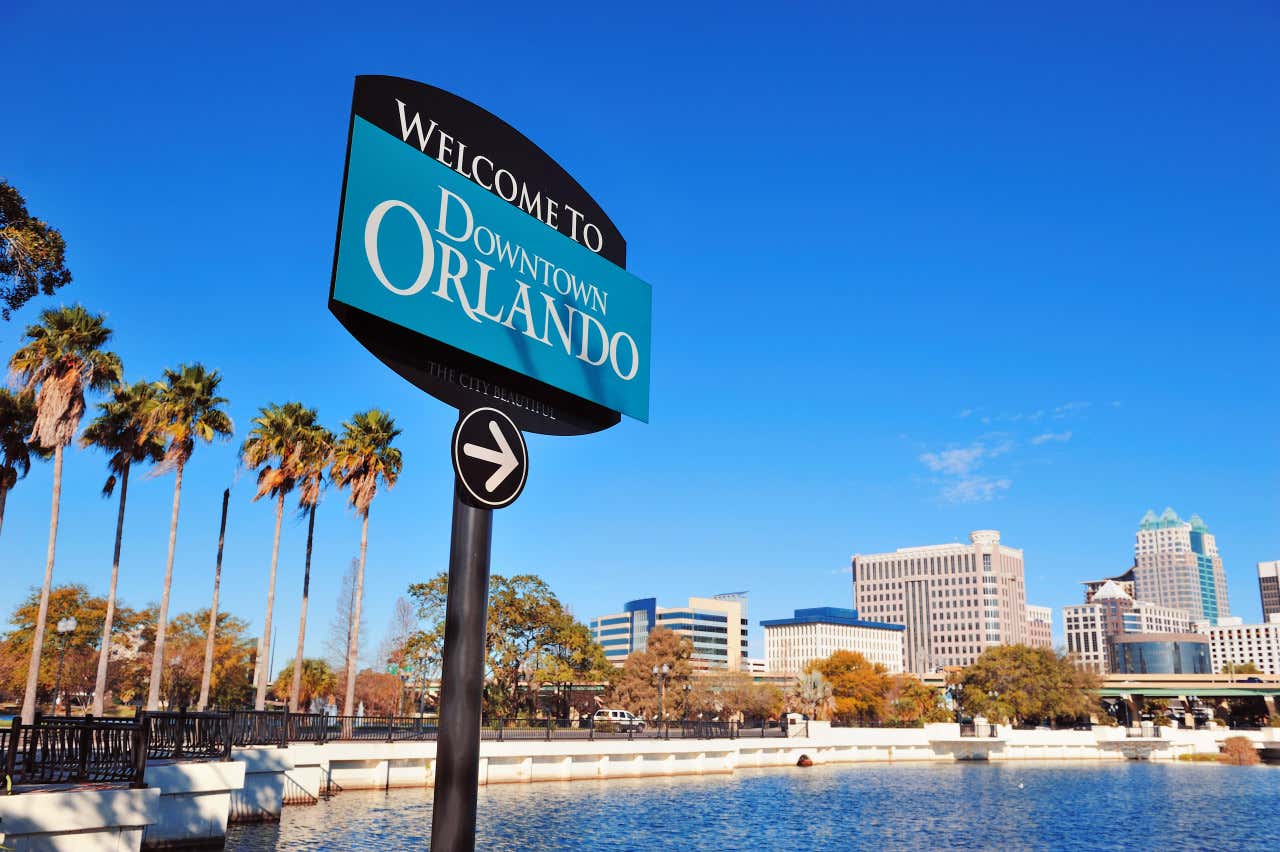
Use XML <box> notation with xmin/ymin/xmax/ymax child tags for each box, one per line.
<box><xmin>144</xmin><ymin>710</ymin><xmax>233</xmax><ymax>761</ymax></box>
<box><xmin>2</xmin><ymin>714</ymin><xmax>147</xmax><ymax>789</ymax></box>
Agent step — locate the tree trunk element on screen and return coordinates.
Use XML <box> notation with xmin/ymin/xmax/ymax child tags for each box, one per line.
<box><xmin>343</xmin><ymin>510</ymin><xmax>370</xmax><ymax>715</ymax></box>
<box><xmin>198</xmin><ymin>489</ymin><xmax>230</xmax><ymax>711</ymax></box>
<box><xmin>289</xmin><ymin>503</ymin><xmax>317</xmax><ymax>712</ymax></box>
<box><xmin>91</xmin><ymin>463</ymin><xmax>130</xmax><ymax>716</ymax></box>
<box><xmin>147</xmin><ymin>461</ymin><xmax>185</xmax><ymax>710</ymax></box>
<box><xmin>20</xmin><ymin>444</ymin><xmax>63</xmax><ymax>725</ymax></box>
<box><xmin>0</xmin><ymin>483</ymin><xmax>8</xmax><ymax>540</ymax></box>
<box><xmin>254</xmin><ymin>490</ymin><xmax>286</xmax><ymax>710</ymax></box>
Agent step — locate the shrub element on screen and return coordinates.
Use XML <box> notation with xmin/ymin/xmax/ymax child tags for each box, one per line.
<box><xmin>1177</xmin><ymin>752</ymin><xmax>1221</xmax><ymax>762</ymax></box>
<box><xmin>1266</xmin><ymin>714</ymin><xmax>1280</xmax><ymax>728</ymax></box>
<box><xmin>1220</xmin><ymin>737</ymin><xmax>1260</xmax><ymax>766</ymax></box>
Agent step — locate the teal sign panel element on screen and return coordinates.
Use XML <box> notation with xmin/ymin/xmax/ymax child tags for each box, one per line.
<box><xmin>332</xmin><ymin>117</ymin><xmax>651</xmax><ymax>423</ymax></box>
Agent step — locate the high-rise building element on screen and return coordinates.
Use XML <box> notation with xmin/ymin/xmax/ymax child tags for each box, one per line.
<box><xmin>1082</xmin><ymin>567</ymin><xmax>1136</xmax><ymax>602</ymax></box>
<box><xmin>1197</xmin><ymin>615</ymin><xmax>1280</xmax><ymax>676</ymax></box>
<box><xmin>1026</xmin><ymin>605</ymin><xmax>1053</xmax><ymax>649</ymax></box>
<box><xmin>851</xmin><ymin>530</ymin><xmax>1027</xmax><ymax>673</ymax></box>
<box><xmin>1133</xmin><ymin>508</ymin><xmax>1229</xmax><ymax>623</ymax></box>
<box><xmin>1063</xmin><ymin>580</ymin><xmax>1194</xmax><ymax>673</ymax></box>
<box><xmin>761</xmin><ymin>607</ymin><xmax>904</xmax><ymax>675</ymax></box>
<box><xmin>1259</xmin><ymin>562</ymin><xmax>1280</xmax><ymax>621</ymax></box>
<box><xmin>590</xmin><ymin>595</ymin><xmax>749</xmax><ymax>671</ymax></box>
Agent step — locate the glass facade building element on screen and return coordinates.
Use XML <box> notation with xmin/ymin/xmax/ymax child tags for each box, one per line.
<box><xmin>1111</xmin><ymin>634</ymin><xmax>1210</xmax><ymax>674</ymax></box>
<box><xmin>590</xmin><ymin>595</ymin><xmax>750</xmax><ymax>671</ymax></box>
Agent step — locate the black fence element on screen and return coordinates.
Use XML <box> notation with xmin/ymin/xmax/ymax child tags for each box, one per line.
<box><xmin>2</xmin><ymin>714</ymin><xmax>147</xmax><ymax>788</ymax></box>
<box><xmin>1</xmin><ymin>709</ymin><xmax>778</xmax><ymax>792</ymax></box>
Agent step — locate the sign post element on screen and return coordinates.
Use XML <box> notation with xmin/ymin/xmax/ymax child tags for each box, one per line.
<box><xmin>328</xmin><ymin>76</ymin><xmax>651</xmax><ymax>850</ymax></box>
<box><xmin>431</xmin><ymin>485</ymin><xmax>492</xmax><ymax>852</ymax></box>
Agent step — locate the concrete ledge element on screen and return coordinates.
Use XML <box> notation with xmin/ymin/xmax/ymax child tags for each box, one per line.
<box><xmin>0</xmin><ymin>787</ymin><xmax>159</xmax><ymax>851</ymax></box>
<box><xmin>141</xmin><ymin>761</ymin><xmax>246</xmax><ymax>850</ymax></box>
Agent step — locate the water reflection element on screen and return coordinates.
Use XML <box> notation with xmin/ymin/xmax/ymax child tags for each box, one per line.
<box><xmin>228</xmin><ymin>762</ymin><xmax>1280</xmax><ymax>850</ymax></box>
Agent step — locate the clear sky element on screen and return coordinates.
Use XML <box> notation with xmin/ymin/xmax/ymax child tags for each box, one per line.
<box><xmin>2</xmin><ymin>1</ymin><xmax>1276</xmax><ymax>673</ymax></box>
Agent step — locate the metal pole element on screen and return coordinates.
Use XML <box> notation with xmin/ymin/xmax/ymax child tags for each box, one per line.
<box><xmin>53</xmin><ymin>635</ymin><xmax>69</xmax><ymax>716</ymax></box>
<box><xmin>430</xmin><ymin>484</ymin><xmax>492</xmax><ymax>852</ymax></box>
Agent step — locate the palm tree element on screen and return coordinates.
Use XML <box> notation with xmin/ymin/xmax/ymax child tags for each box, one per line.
<box><xmin>145</xmin><ymin>364</ymin><xmax>233</xmax><ymax>710</ymax></box>
<box><xmin>79</xmin><ymin>381</ymin><xmax>164</xmax><ymax>715</ymax></box>
<box><xmin>8</xmin><ymin>305</ymin><xmax>121</xmax><ymax>724</ymax></box>
<box><xmin>0</xmin><ymin>388</ymin><xmax>45</xmax><ymax>541</ymax></box>
<box><xmin>289</xmin><ymin>421</ymin><xmax>334</xmax><ymax>711</ymax></box>
<box><xmin>241</xmin><ymin>402</ymin><xmax>318</xmax><ymax>711</ymax></box>
<box><xmin>331</xmin><ymin>410</ymin><xmax>402</xmax><ymax>715</ymax></box>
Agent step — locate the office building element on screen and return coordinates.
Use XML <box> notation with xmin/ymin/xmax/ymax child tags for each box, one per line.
<box><xmin>1026</xmin><ymin>605</ymin><xmax>1053</xmax><ymax>649</ymax></box>
<box><xmin>1111</xmin><ymin>634</ymin><xmax>1211</xmax><ymax>674</ymax></box>
<box><xmin>851</xmin><ymin>530</ymin><xmax>1028</xmax><ymax>673</ymax></box>
<box><xmin>1197</xmin><ymin>614</ymin><xmax>1280</xmax><ymax>676</ymax></box>
<box><xmin>760</xmin><ymin>608</ymin><xmax>904</xmax><ymax>675</ymax></box>
<box><xmin>1063</xmin><ymin>580</ymin><xmax>1193</xmax><ymax>673</ymax></box>
<box><xmin>1259</xmin><ymin>562</ymin><xmax>1280</xmax><ymax>621</ymax></box>
<box><xmin>1082</xmin><ymin>567</ymin><xmax>1135</xmax><ymax>602</ymax></box>
<box><xmin>744</xmin><ymin>658</ymin><xmax>769</xmax><ymax>675</ymax></box>
<box><xmin>590</xmin><ymin>594</ymin><xmax>749</xmax><ymax>671</ymax></box>
<box><xmin>1134</xmin><ymin>508</ymin><xmax>1229</xmax><ymax>623</ymax></box>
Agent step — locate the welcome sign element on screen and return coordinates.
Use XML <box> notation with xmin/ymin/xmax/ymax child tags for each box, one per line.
<box><xmin>329</xmin><ymin>76</ymin><xmax>651</xmax><ymax>434</ymax></box>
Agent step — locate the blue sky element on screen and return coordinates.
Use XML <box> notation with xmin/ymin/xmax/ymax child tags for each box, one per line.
<box><xmin>2</xmin><ymin>1</ymin><xmax>1276</xmax><ymax>672</ymax></box>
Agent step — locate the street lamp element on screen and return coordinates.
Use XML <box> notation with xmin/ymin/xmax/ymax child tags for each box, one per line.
<box><xmin>682</xmin><ymin>682</ymin><xmax>692</xmax><ymax>721</ymax></box>
<box><xmin>652</xmin><ymin>663</ymin><xmax>669</xmax><ymax>727</ymax></box>
<box><xmin>52</xmin><ymin>616</ymin><xmax>78</xmax><ymax>716</ymax></box>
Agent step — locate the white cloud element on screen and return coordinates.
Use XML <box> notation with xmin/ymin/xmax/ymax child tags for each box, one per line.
<box><xmin>943</xmin><ymin>476</ymin><xmax>1012</xmax><ymax>503</ymax></box>
<box><xmin>1030</xmin><ymin>431</ymin><xmax>1072</xmax><ymax>445</ymax></box>
<box><xmin>919</xmin><ymin>445</ymin><xmax>987</xmax><ymax>476</ymax></box>
<box><xmin>1053</xmin><ymin>401</ymin><xmax>1091</xmax><ymax>418</ymax></box>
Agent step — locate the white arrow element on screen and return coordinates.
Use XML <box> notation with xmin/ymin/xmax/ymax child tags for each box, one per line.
<box><xmin>463</xmin><ymin>419</ymin><xmax>519</xmax><ymax>493</ymax></box>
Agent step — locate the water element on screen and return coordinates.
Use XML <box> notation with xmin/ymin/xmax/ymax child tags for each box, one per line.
<box><xmin>227</xmin><ymin>762</ymin><xmax>1280</xmax><ymax>850</ymax></box>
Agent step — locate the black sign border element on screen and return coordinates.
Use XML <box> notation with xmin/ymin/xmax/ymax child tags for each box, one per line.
<box><xmin>328</xmin><ymin>76</ymin><xmax>628</xmax><ymax>436</ymax></box>
<box><xmin>451</xmin><ymin>407</ymin><xmax>528</xmax><ymax>509</ymax></box>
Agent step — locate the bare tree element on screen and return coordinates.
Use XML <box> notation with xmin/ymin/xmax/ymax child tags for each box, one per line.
<box><xmin>325</xmin><ymin>559</ymin><xmax>365</xmax><ymax>674</ymax></box>
<box><xmin>377</xmin><ymin>597</ymin><xmax>418</xmax><ymax>668</ymax></box>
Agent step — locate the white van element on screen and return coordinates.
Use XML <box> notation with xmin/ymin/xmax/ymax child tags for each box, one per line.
<box><xmin>591</xmin><ymin>708</ymin><xmax>645</xmax><ymax>732</ymax></box>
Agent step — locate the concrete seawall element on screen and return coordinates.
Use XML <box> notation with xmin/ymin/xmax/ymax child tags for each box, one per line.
<box><xmin>234</xmin><ymin>722</ymin><xmax>1280</xmax><ymax>820</ymax></box>
<box><xmin>2</xmin><ymin>724</ymin><xmax>1275</xmax><ymax>849</ymax></box>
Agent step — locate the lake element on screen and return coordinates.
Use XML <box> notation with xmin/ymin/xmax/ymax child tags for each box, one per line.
<box><xmin>226</xmin><ymin>762</ymin><xmax>1280</xmax><ymax>850</ymax></box>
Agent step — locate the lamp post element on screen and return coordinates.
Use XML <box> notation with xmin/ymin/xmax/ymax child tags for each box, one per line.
<box><xmin>652</xmin><ymin>663</ymin><xmax>669</xmax><ymax>727</ymax></box>
<box><xmin>682</xmin><ymin>682</ymin><xmax>692</xmax><ymax>721</ymax></box>
<box><xmin>52</xmin><ymin>616</ymin><xmax>78</xmax><ymax>716</ymax></box>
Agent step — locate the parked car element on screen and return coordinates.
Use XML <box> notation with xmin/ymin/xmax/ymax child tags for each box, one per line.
<box><xmin>592</xmin><ymin>709</ymin><xmax>645</xmax><ymax>732</ymax></box>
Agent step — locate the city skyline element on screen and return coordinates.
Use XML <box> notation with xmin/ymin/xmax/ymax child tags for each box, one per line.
<box><xmin>1</xmin><ymin>3</ymin><xmax>1277</xmax><ymax>671</ymax></box>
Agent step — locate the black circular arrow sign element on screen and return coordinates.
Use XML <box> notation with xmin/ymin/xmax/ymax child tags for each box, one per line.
<box><xmin>451</xmin><ymin>407</ymin><xmax>528</xmax><ymax>509</ymax></box>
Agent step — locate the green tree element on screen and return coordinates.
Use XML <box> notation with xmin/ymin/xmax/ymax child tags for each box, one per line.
<box><xmin>288</xmin><ymin>419</ymin><xmax>333</xmax><ymax>711</ymax></box>
<box><xmin>0</xmin><ymin>180</ymin><xmax>72</xmax><ymax>320</ymax></box>
<box><xmin>241</xmin><ymin>401</ymin><xmax>320</xmax><ymax>710</ymax></box>
<box><xmin>885</xmin><ymin>675</ymin><xmax>950</xmax><ymax>726</ymax></box>
<box><xmin>0</xmin><ymin>388</ymin><xmax>45</xmax><ymax>540</ymax></box>
<box><xmin>331</xmin><ymin>409</ymin><xmax>401</xmax><ymax>715</ymax></box>
<box><xmin>273</xmin><ymin>658</ymin><xmax>336</xmax><ymax>711</ymax></box>
<box><xmin>957</xmin><ymin>644</ymin><xmax>1101</xmax><ymax>726</ymax></box>
<box><xmin>9</xmin><ymin>305</ymin><xmax>121</xmax><ymax>723</ymax></box>
<box><xmin>408</xmin><ymin>572</ymin><xmax>605</xmax><ymax>718</ymax></box>
<box><xmin>1224</xmin><ymin>661</ymin><xmax>1262</xmax><ymax>676</ymax></box>
<box><xmin>144</xmin><ymin>364</ymin><xmax>233</xmax><ymax>710</ymax></box>
<box><xmin>533</xmin><ymin>614</ymin><xmax>615</xmax><ymax>718</ymax></box>
<box><xmin>79</xmin><ymin>381</ymin><xmax>164</xmax><ymax>715</ymax></box>
<box><xmin>807</xmin><ymin>650</ymin><xmax>892</xmax><ymax>724</ymax></box>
